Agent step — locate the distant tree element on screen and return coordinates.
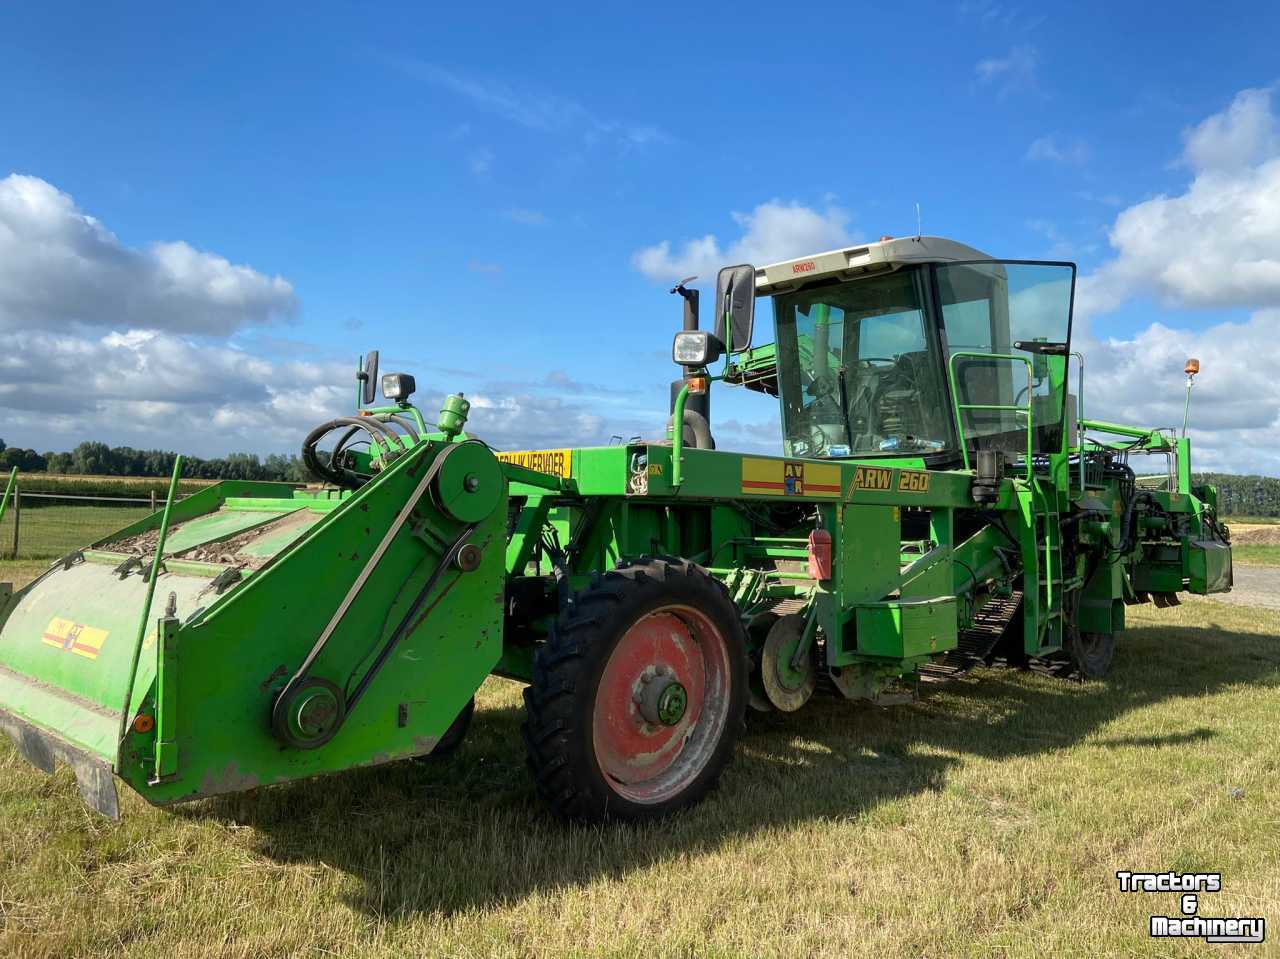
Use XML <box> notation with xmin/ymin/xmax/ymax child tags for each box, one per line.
<box><xmin>0</xmin><ymin>447</ymin><xmax>47</xmax><ymax>472</ymax></box>
<box><xmin>70</xmin><ymin>441</ymin><xmax>114</xmax><ymax>475</ymax></box>
<box><xmin>44</xmin><ymin>452</ymin><xmax>72</xmax><ymax>473</ymax></box>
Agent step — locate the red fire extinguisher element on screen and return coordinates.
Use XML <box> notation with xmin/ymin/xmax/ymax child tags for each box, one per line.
<box><xmin>807</xmin><ymin>516</ymin><xmax>832</xmax><ymax>581</ymax></box>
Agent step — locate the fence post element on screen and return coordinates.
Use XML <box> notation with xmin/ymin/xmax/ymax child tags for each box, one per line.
<box><xmin>11</xmin><ymin>484</ymin><xmax>19</xmax><ymax>559</ymax></box>
<box><xmin>150</xmin><ymin>489</ymin><xmax>157</xmax><ymax>512</ymax></box>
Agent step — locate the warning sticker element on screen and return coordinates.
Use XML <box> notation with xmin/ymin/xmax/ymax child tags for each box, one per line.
<box><xmin>41</xmin><ymin>617</ymin><xmax>109</xmax><ymax>660</ymax></box>
<box><xmin>496</xmin><ymin>449</ymin><xmax>573</xmax><ymax>479</ymax></box>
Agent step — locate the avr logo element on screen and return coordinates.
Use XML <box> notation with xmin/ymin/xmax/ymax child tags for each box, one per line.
<box><xmin>783</xmin><ymin>461</ymin><xmax>806</xmax><ymax>495</ymax></box>
<box><xmin>792</xmin><ymin>261</ymin><xmax>815</xmax><ymax>274</ymax></box>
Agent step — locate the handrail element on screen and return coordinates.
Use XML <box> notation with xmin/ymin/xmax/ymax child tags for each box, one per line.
<box><xmin>117</xmin><ymin>456</ymin><xmax>182</xmax><ymax>764</ymax></box>
<box><xmin>670</xmin><ymin>381</ymin><xmax>691</xmax><ymax>488</ymax></box>
<box><xmin>946</xmin><ymin>351</ymin><xmax>1036</xmax><ymax>479</ymax></box>
<box><xmin>1070</xmin><ymin>351</ymin><xmax>1085</xmax><ymax>492</ymax></box>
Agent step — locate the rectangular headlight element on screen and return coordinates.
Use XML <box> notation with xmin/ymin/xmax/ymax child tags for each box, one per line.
<box><xmin>672</xmin><ymin>331</ymin><xmax>722</xmax><ymax>367</ymax></box>
<box><xmin>381</xmin><ymin>372</ymin><xmax>416</xmax><ymax>401</ymax></box>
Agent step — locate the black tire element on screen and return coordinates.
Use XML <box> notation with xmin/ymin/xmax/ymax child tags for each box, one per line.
<box><xmin>1067</xmin><ymin>629</ymin><xmax>1115</xmax><ymax>678</ymax></box>
<box><xmin>1063</xmin><ymin>587</ymin><xmax>1115</xmax><ymax>679</ymax></box>
<box><xmin>522</xmin><ymin>557</ymin><xmax>748</xmax><ymax>822</ymax></box>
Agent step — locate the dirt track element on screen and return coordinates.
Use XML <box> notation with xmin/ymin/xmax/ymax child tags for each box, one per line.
<box><xmin>1187</xmin><ymin>563</ymin><xmax>1280</xmax><ymax>611</ymax></box>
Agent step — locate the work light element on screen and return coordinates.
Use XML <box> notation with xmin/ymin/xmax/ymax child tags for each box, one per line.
<box><xmin>381</xmin><ymin>372</ymin><xmax>416</xmax><ymax>402</ymax></box>
<box><xmin>672</xmin><ymin>331</ymin><xmax>723</xmax><ymax>367</ymax></box>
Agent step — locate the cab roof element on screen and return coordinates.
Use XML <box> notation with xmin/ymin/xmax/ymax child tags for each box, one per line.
<box><xmin>755</xmin><ymin>235</ymin><xmax>993</xmax><ymax>296</ymax></box>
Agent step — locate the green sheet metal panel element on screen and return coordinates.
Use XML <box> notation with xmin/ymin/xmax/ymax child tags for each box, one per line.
<box><xmin>854</xmin><ymin>596</ymin><xmax>957</xmax><ymax>660</ymax></box>
<box><xmin>112</xmin><ymin>441</ymin><xmax>509</xmax><ymax>805</ymax></box>
<box><xmin>0</xmin><ymin>561</ymin><xmax>219</xmax><ymax>761</ymax></box>
<box><xmin>1189</xmin><ymin>539</ymin><xmax>1232</xmax><ymax>594</ymax></box>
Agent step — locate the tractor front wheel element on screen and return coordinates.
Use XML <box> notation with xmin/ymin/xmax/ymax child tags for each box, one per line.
<box><xmin>522</xmin><ymin>558</ymin><xmax>747</xmax><ymax>822</ymax></box>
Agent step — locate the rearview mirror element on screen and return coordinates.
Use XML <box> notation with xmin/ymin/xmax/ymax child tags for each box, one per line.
<box><xmin>360</xmin><ymin>350</ymin><xmax>380</xmax><ymax>405</ymax></box>
<box><xmin>714</xmin><ymin>264</ymin><xmax>756</xmax><ymax>354</ymax></box>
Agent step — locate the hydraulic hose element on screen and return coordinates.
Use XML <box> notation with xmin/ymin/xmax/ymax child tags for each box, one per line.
<box><xmin>381</xmin><ymin>413</ymin><xmax>421</xmax><ymax>443</ymax></box>
<box><xmin>302</xmin><ymin>417</ymin><xmax>400</xmax><ymax>490</ymax></box>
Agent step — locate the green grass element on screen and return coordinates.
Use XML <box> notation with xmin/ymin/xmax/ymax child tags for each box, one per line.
<box><xmin>0</xmin><ymin>504</ymin><xmax>152</xmax><ymax>560</ymax></box>
<box><xmin>1232</xmin><ymin>544</ymin><xmax>1280</xmax><ymax>567</ymax></box>
<box><xmin>0</xmin><ymin>592</ymin><xmax>1276</xmax><ymax>958</ymax></box>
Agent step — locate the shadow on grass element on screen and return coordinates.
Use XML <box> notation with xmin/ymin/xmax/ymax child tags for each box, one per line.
<box><xmin>189</xmin><ymin>619</ymin><xmax>1279</xmax><ymax>917</ymax></box>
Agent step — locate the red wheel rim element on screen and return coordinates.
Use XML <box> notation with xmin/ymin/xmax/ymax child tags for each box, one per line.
<box><xmin>592</xmin><ymin>604</ymin><xmax>732</xmax><ymax>805</ymax></box>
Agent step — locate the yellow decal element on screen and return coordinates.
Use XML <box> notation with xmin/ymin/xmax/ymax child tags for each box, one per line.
<box><xmin>41</xmin><ymin>617</ymin><xmax>109</xmax><ymax>660</ymax></box>
<box><xmin>897</xmin><ymin>470</ymin><xmax>931</xmax><ymax>493</ymax></box>
<box><xmin>742</xmin><ymin>458</ymin><xmax>841</xmax><ymax>497</ymax></box>
<box><xmin>495</xmin><ymin>449</ymin><xmax>573</xmax><ymax>479</ymax></box>
<box><xmin>647</xmin><ymin>463</ymin><xmax>663</xmax><ymax>477</ymax></box>
<box><xmin>850</xmin><ymin>466</ymin><xmax>893</xmax><ymax>492</ymax></box>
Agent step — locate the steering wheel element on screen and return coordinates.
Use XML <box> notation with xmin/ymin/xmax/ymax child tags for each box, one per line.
<box><xmin>807</xmin><ymin>422</ymin><xmax>829</xmax><ymax>451</ymax></box>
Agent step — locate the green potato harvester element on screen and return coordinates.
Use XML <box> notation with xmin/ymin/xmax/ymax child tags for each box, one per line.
<box><xmin>0</xmin><ymin>235</ymin><xmax>1233</xmax><ymax>822</ymax></box>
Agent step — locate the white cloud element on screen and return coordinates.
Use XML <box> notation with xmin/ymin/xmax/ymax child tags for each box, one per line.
<box><xmin>1079</xmin><ymin>311</ymin><xmax>1280</xmax><ymax>475</ymax></box>
<box><xmin>1183</xmin><ymin>86</ymin><xmax>1279</xmax><ymax>174</ymax></box>
<box><xmin>1081</xmin><ymin>87</ymin><xmax>1280</xmax><ymax>315</ymax></box>
<box><xmin>0</xmin><ymin>174</ymin><xmax>296</xmax><ymax>335</ymax></box>
<box><xmin>1026</xmin><ymin>135</ymin><xmax>1090</xmax><ymax>165</ymax></box>
<box><xmin>974</xmin><ymin>45</ymin><xmax>1038</xmax><ymax>96</ymax></box>
<box><xmin>0</xmin><ymin>327</ymin><xmax>349</xmax><ymax>454</ymax></box>
<box><xmin>632</xmin><ymin>200</ymin><xmax>852</xmax><ymax>283</ymax></box>
<box><xmin>1071</xmin><ymin>86</ymin><xmax>1280</xmax><ymax>475</ymax></box>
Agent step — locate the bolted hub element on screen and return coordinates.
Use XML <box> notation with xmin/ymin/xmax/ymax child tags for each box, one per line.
<box><xmin>296</xmin><ymin>688</ymin><xmax>338</xmax><ymax>736</ymax></box>
<box><xmin>638</xmin><ymin>674</ymin><xmax>688</xmax><ymax>726</ymax></box>
<box><xmin>273</xmin><ymin>677</ymin><xmax>346</xmax><ymax>750</ymax></box>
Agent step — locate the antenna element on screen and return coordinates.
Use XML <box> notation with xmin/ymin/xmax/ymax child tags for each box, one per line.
<box><xmin>915</xmin><ymin>202</ymin><xmax>922</xmax><ymax>239</ymax></box>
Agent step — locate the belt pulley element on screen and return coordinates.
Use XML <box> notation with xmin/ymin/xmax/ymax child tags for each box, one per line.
<box><xmin>271</xmin><ymin>442</ymin><xmax>484</xmax><ymax>749</ymax></box>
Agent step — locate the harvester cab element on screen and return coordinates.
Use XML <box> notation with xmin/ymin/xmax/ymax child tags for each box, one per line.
<box><xmin>0</xmin><ymin>234</ymin><xmax>1232</xmax><ymax>824</ymax></box>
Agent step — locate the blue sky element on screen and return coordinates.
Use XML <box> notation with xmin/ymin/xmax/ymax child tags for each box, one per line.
<box><xmin>2</xmin><ymin>2</ymin><xmax>1280</xmax><ymax>472</ymax></box>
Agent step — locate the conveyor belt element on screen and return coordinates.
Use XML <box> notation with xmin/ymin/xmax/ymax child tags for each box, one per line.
<box><xmin>918</xmin><ymin>591</ymin><xmax>1023</xmax><ymax>684</ymax></box>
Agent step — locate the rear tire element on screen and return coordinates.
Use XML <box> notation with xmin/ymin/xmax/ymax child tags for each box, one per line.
<box><xmin>522</xmin><ymin>558</ymin><xmax>747</xmax><ymax>822</ymax></box>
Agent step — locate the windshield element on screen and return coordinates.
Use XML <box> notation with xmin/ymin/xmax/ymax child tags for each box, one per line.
<box><xmin>774</xmin><ymin>267</ymin><xmax>953</xmax><ymax>459</ymax></box>
<box><xmin>936</xmin><ymin>261</ymin><xmax>1075</xmax><ymax>456</ymax></box>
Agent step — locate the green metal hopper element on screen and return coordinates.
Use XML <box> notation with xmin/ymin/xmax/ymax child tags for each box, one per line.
<box><xmin>0</xmin><ymin>437</ymin><xmax>507</xmax><ymax>816</ymax></box>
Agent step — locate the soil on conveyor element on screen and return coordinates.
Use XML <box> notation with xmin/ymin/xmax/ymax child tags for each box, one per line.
<box><xmin>107</xmin><ymin>510</ymin><xmax>314</xmax><ymax>570</ymax></box>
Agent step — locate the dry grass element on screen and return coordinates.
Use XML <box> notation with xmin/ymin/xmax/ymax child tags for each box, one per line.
<box><xmin>0</xmin><ymin>582</ymin><xmax>1277</xmax><ymax>956</ymax></box>
<box><xmin>1233</xmin><ymin>544</ymin><xmax>1280</xmax><ymax>567</ymax></box>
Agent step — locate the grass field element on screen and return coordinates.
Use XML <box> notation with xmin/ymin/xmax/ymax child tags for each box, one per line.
<box><xmin>0</xmin><ymin>566</ymin><xmax>1276</xmax><ymax>958</ymax></box>
<box><xmin>1232</xmin><ymin>544</ymin><xmax>1280</xmax><ymax>567</ymax></box>
<box><xmin>0</xmin><ymin>504</ymin><xmax>152</xmax><ymax>560</ymax></box>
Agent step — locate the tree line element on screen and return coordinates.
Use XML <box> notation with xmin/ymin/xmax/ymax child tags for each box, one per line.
<box><xmin>1193</xmin><ymin>473</ymin><xmax>1280</xmax><ymax>518</ymax></box>
<box><xmin>0</xmin><ymin>439</ymin><xmax>1275</xmax><ymax>513</ymax></box>
<box><xmin>0</xmin><ymin>439</ymin><xmax>310</xmax><ymax>483</ymax></box>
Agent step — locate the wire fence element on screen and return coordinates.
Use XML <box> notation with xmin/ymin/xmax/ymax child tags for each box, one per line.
<box><xmin>0</xmin><ymin>489</ymin><xmax>181</xmax><ymax>560</ymax></box>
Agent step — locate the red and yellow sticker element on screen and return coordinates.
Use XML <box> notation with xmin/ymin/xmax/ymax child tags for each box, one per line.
<box><xmin>495</xmin><ymin>449</ymin><xmax>573</xmax><ymax>479</ymax></box>
<box><xmin>742</xmin><ymin>458</ymin><xmax>841</xmax><ymax>498</ymax></box>
<box><xmin>41</xmin><ymin>617</ymin><xmax>109</xmax><ymax>660</ymax></box>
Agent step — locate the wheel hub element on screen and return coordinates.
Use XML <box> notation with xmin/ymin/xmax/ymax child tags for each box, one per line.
<box><xmin>638</xmin><ymin>674</ymin><xmax>688</xmax><ymax>726</ymax></box>
<box><xmin>592</xmin><ymin>605</ymin><xmax>732</xmax><ymax>804</ymax></box>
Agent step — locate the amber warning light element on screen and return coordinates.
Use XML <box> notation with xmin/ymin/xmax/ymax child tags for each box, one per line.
<box><xmin>1184</xmin><ymin>357</ymin><xmax>1201</xmax><ymax>375</ymax></box>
